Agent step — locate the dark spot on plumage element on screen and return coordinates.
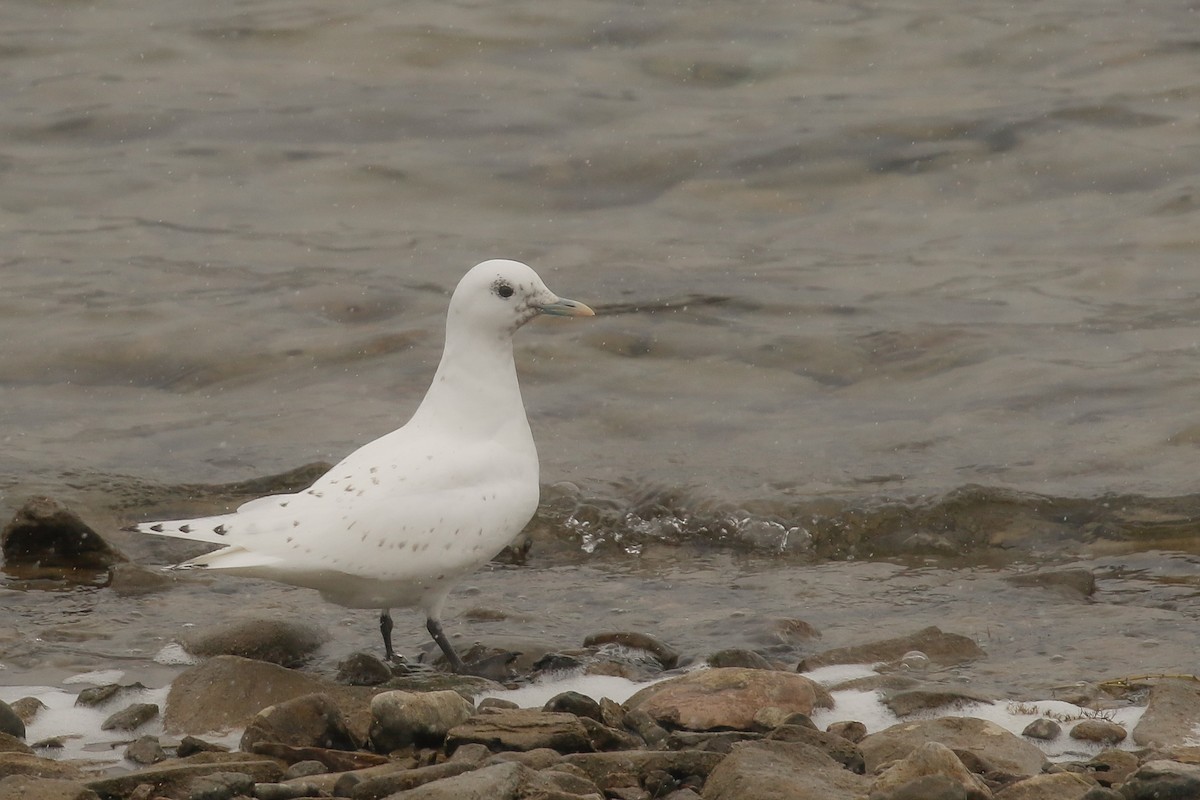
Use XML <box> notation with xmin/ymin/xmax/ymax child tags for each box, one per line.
<box><xmin>213</xmin><ymin>524</ymin><xmax>227</xmax><ymax>536</ymax></box>
<box><xmin>179</xmin><ymin>525</ymin><xmax>191</xmax><ymax>533</ymax></box>
<box><xmin>150</xmin><ymin>524</ymin><xmax>164</xmax><ymax>532</ymax></box>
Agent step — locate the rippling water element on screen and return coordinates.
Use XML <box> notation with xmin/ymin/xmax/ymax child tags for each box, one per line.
<box><xmin>3</xmin><ymin>0</ymin><xmax>1200</xmax><ymax>697</ymax></box>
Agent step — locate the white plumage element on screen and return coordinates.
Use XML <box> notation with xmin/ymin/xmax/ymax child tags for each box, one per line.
<box><xmin>131</xmin><ymin>259</ymin><xmax>594</xmax><ymax>672</ymax></box>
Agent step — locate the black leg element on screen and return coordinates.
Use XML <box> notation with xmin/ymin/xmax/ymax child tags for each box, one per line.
<box><xmin>380</xmin><ymin>609</ymin><xmax>396</xmax><ymax>661</ymax></box>
<box><xmin>426</xmin><ymin>616</ymin><xmax>467</xmax><ymax>673</ymax></box>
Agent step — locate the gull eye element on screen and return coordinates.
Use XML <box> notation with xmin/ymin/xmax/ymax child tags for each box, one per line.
<box><xmin>495</xmin><ymin>281</ymin><xmax>515</xmax><ymax>299</ymax></box>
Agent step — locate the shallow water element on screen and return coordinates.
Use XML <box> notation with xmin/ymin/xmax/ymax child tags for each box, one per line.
<box><xmin>2</xmin><ymin>0</ymin><xmax>1200</xmax><ymax>704</ymax></box>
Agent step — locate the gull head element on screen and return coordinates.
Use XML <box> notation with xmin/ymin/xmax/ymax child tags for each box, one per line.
<box><xmin>448</xmin><ymin>259</ymin><xmax>594</xmax><ymax>336</ymax></box>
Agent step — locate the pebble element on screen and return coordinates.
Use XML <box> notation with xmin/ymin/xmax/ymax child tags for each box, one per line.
<box><xmin>1021</xmin><ymin>718</ymin><xmax>1061</xmax><ymax>741</ymax></box>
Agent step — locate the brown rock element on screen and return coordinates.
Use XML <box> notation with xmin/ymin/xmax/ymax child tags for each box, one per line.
<box><xmin>869</xmin><ymin>741</ymin><xmax>990</xmax><ymax>799</ymax></box>
<box><xmin>827</xmin><ymin>720</ymin><xmax>867</xmax><ymax>743</ymax></box>
<box><xmin>860</xmin><ymin>717</ymin><xmax>1047</xmax><ymax>776</ymax></box>
<box><xmin>882</xmin><ymin>686</ymin><xmax>996</xmax><ymax>717</ymax></box>
<box><xmin>1</xmin><ymin>497</ymin><xmax>127</xmax><ymax>573</ymax></box>
<box><xmin>625</xmin><ymin>668</ymin><xmax>829</xmax><ymax>731</ymax></box>
<box><xmin>370</xmin><ymin>689</ymin><xmax>475</xmax><ymax>752</ymax></box>
<box><xmin>99</xmin><ymin>703</ymin><xmax>158</xmax><ymax>732</ymax></box>
<box><xmin>993</xmin><ymin>771</ymin><xmax>1097</xmax><ymax>799</ymax></box>
<box><xmin>564</xmin><ymin>750</ymin><xmax>724</xmax><ymax>791</ymax></box>
<box><xmin>446</xmin><ymin>709</ymin><xmax>592</xmax><ymax>754</ymax></box>
<box><xmin>7</xmin><ymin>698</ymin><xmax>46</xmax><ymax>727</ymax></box>
<box><xmin>583</xmin><ymin>632</ymin><xmax>680</xmax><ymax>669</ymax></box>
<box><xmin>798</xmin><ymin>626</ymin><xmax>984</xmax><ymax>671</ymax></box>
<box><xmin>84</xmin><ymin>754</ymin><xmax>282</xmax><ymax>800</ymax></box>
<box><xmin>0</xmin><ymin>735</ymin><xmax>30</xmax><ymax>756</ymax></box>
<box><xmin>0</xmin><ymin>775</ymin><xmax>98</xmax><ymax>800</ymax></box>
<box><xmin>183</xmin><ymin>618</ymin><xmax>328</xmax><ymax>667</ymax></box>
<box><xmin>1021</xmin><ymin>718</ymin><xmax>1061</xmax><ymax>741</ymax></box>
<box><xmin>240</xmin><ymin>693</ymin><xmax>359</xmax><ymax>753</ymax></box>
<box><xmin>1132</xmin><ymin>679</ymin><xmax>1200</xmax><ymax>747</ymax></box>
<box><xmin>1069</xmin><ymin>719</ymin><xmax>1126</xmax><ymax>745</ymax></box>
<box><xmin>106</xmin><ymin>563</ymin><xmax>178</xmax><ymax>597</ymax></box>
<box><xmin>707</xmin><ymin>649</ymin><xmax>775</xmax><ymax>670</ymax></box>
<box><xmin>0</xmin><ymin>705</ymin><xmax>22</xmax><ymax>740</ymax></box>
<box><xmin>0</xmin><ymin>752</ymin><xmax>85</xmax><ymax>780</ymax></box>
<box><xmin>1005</xmin><ymin>568</ymin><xmax>1095</xmax><ymax>598</ymax></box>
<box><xmin>350</xmin><ymin>760</ymin><xmax>558</xmax><ymax>800</ymax></box>
<box><xmin>701</xmin><ymin>740</ymin><xmax>870</xmax><ymax>799</ymax></box>
<box><xmin>766</xmin><ymin>725</ymin><xmax>864</xmax><ymax>773</ymax></box>
<box><xmin>1085</xmin><ymin>749</ymin><xmax>1138</xmax><ymax>787</ymax></box>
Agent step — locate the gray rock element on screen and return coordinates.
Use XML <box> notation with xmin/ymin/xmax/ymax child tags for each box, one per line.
<box><xmin>1084</xmin><ymin>749</ymin><xmax>1137</xmax><ymax>787</ymax></box>
<box><xmin>477</xmin><ymin>696</ymin><xmax>520</xmax><ymax>712</ymax></box>
<box><xmin>282</xmin><ymin>759</ymin><xmax>328</xmax><ymax>779</ymax></box>
<box><xmin>0</xmin><ymin>775</ymin><xmax>99</xmax><ymax>800</ymax></box>
<box><xmin>0</xmin><ymin>752</ymin><xmax>85</xmax><ymax>781</ymax></box>
<box><xmin>707</xmin><ymin>649</ymin><xmax>775</xmax><ymax>670</ymax></box>
<box><xmin>624</xmin><ymin>709</ymin><xmax>669</xmax><ymax>748</ymax></box>
<box><xmin>579</xmin><ymin>716</ymin><xmax>644</xmax><ymax>751</ymax></box>
<box><xmin>187</xmin><ymin>770</ymin><xmax>255</xmax><ymax>800</ymax></box>
<box><xmin>125</xmin><ymin>735</ymin><xmax>167</xmax><ymax>765</ymax></box>
<box><xmin>544</xmin><ymin>691</ymin><xmax>603</xmax><ymax>721</ymax></box>
<box><xmin>625</xmin><ymin>668</ymin><xmax>829</xmax><ymax>732</ymax></box>
<box><xmin>860</xmin><ymin>717</ymin><xmax>1046</xmax><ymax>776</ymax></box>
<box><xmin>164</xmin><ymin>655</ymin><xmax>344</xmax><ymax>735</ymax></box>
<box><xmin>1132</xmin><ymin>679</ymin><xmax>1200</xmax><ymax>747</ymax></box>
<box><xmin>347</xmin><ymin>760</ymin><xmax>483</xmax><ymax>800</ymax></box>
<box><xmin>1069</xmin><ymin>719</ymin><xmax>1126</xmax><ymax>745</ymax></box>
<box><xmin>485</xmin><ymin>748</ymin><xmax>565</xmax><ymax>770</ymax></box>
<box><xmin>827</xmin><ymin>720</ymin><xmax>867</xmax><ymax>743</ymax></box>
<box><xmin>446</xmin><ymin>709</ymin><xmax>592</xmax><ymax>754</ymax></box>
<box><xmin>336</xmin><ymin>652</ymin><xmax>393</xmax><ymax>686</ymax></box>
<box><xmin>370</xmin><ymin>689</ymin><xmax>475</xmax><ymax>752</ymax></box>
<box><xmin>1078</xmin><ymin>789</ymin><xmax>1124</xmax><ymax>800</ymax></box>
<box><xmin>177</xmin><ymin>736</ymin><xmax>230</xmax><ymax>757</ymax></box>
<box><xmin>798</xmin><ymin>626</ymin><xmax>984</xmax><ymax>671</ymax></box>
<box><xmin>564</xmin><ymin>750</ymin><xmax>723</xmax><ymax>792</ymax></box>
<box><xmin>1119</xmin><ymin>759</ymin><xmax>1200</xmax><ymax>800</ymax></box>
<box><xmin>868</xmin><ymin>741</ymin><xmax>990</xmax><ymax>800</ymax></box>
<box><xmin>241</xmin><ymin>692</ymin><xmax>358</xmax><ymax>753</ymax></box>
<box><xmin>183</xmin><ymin>618</ymin><xmax>328</xmax><ymax>668</ymax></box>
<box><xmin>1021</xmin><ymin>718</ymin><xmax>1060</xmax><ymax>741</ymax></box>
<box><xmin>992</xmin><ymin>772</ymin><xmax>1096</xmax><ymax>799</ymax></box>
<box><xmin>1004</xmin><ymin>568</ymin><xmax>1095</xmax><ymax>598</ymax></box>
<box><xmin>76</xmin><ymin>683</ymin><xmax>142</xmax><ymax>708</ymax></box>
<box><xmin>1</xmin><ymin>496</ymin><xmax>127</xmax><ymax>572</ymax></box>
<box><xmin>868</xmin><ymin>773</ymin><xmax>975</xmax><ymax>800</ymax></box>
<box><xmin>361</xmin><ymin>761</ymin><xmax>556</xmax><ymax>800</ymax></box>
<box><xmin>0</xmin><ymin>702</ymin><xmax>24</xmax><ymax>739</ymax></box>
<box><xmin>84</xmin><ymin>756</ymin><xmax>282</xmax><ymax>800</ymax></box>
<box><xmin>701</xmin><ymin>740</ymin><xmax>871</xmax><ymax>799</ymax></box>
<box><xmin>254</xmin><ymin>783</ymin><xmax>323</xmax><ymax>800</ymax></box>
<box><xmin>766</xmin><ymin>724</ymin><xmax>864</xmax><ymax>773</ymax></box>
<box><xmin>100</xmin><ymin>703</ymin><xmax>159</xmax><ymax>732</ymax></box>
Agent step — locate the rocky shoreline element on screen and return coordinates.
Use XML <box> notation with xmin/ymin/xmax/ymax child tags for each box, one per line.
<box><xmin>3</xmin><ymin>618</ymin><xmax>1200</xmax><ymax>800</ymax></box>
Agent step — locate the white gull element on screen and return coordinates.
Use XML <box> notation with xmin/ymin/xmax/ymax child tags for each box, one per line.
<box><xmin>130</xmin><ymin>259</ymin><xmax>594</xmax><ymax>672</ymax></box>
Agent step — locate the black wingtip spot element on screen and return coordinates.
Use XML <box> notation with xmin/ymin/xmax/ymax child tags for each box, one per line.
<box><xmin>213</xmin><ymin>524</ymin><xmax>227</xmax><ymax>536</ymax></box>
<box><xmin>179</xmin><ymin>525</ymin><xmax>191</xmax><ymax>533</ymax></box>
<box><xmin>150</xmin><ymin>524</ymin><xmax>164</xmax><ymax>532</ymax></box>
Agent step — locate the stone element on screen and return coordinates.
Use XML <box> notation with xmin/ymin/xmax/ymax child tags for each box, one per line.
<box><xmin>665</xmin><ymin>730</ymin><xmax>761</xmax><ymax>754</ymax></box>
<box><xmin>7</xmin><ymin>698</ymin><xmax>46</xmax><ymax>727</ymax></box>
<box><xmin>182</xmin><ymin>618</ymin><xmax>328</xmax><ymax>668</ymax></box>
<box><xmin>446</xmin><ymin>709</ymin><xmax>592</xmax><ymax>754</ymax></box>
<box><xmin>100</xmin><ymin>703</ymin><xmax>158</xmax><ymax>732</ymax></box>
<box><xmin>0</xmin><ymin>776</ymin><xmax>99</xmax><ymax>800</ymax></box>
<box><xmin>1119</xmin><ymin>759</ymin><xmax>1200</xmax><ymax>800</ymax></box>
<box><xmin>0</xmin><ymin>704</ymin><xmax>23</xmax><ymax>740</ymax></box>
<box><xmin>106</xmin><ymin>562</ymin><xmax>178</xmax><ymax>596</ymax></box>
<box><xmin>370</xmin><ymin>689</ymin><xmax>475</xmax><ymax>752</ymax></box>
<box><xmin>187</xmin><ymin>770</ymin><xmax>254</xmax><ymax>800</ymax></box>
<box><xmin>1021</xmin><ymin>718</ymin><xmax>1060</xmax><ymax>741</ymax></box>
<box><xmin>254</xmin><ymin>783</ymin><xmax>324</xmax><ymax>800</ymax></box>
<box><xmin>485</xmin><ymin>748</ymin><xmax>565</xmax><ymax>771</ymax></box>
<box><xmin>564</xmin><ymin>750</ymin><xmax>723</xmax><ymax>792</ymax></box>
<box><xmin>993</xmin><ymin>771</ymin><xmax>1096</xmax><ymax>799</ymax></box>
<box><xmin>346</xmin><ymin>759</ymin><xmax>484</xmax><ymax>800</ymax></box>
<box><xmin>176</xmin><ymin>736</ymin><xmax>230</xmax><ymax>757</ymax></box>
<box><xmin>76</xmin><ymin>684</ymin><xmax>136</xmax><ymax>708</ymax></box>
<box><xmin>240</xmin><ymin>692</ymin><xmax>358</xmax><ymax>754</ymax></box>
<box><xmin>124</xmin><ymin>735</ymin><xmax>167</xmax><ymax>765</ymax></box>
<box><xmin>0</xmin><ymin>497</ymin><xmax>127</xmax><ymax>572</ymax></box>
<box><xmin>583</xmin><ymin>632</ymin><xmax>680</xmax><ymax>669</ymax></box>
<box><xmin>707</xmin><ymin>649</ymin><xmax>775</xmax><ymax>670</ymax></box>
<box><xmin>0</xmin><ymin>752</ymin><xmax>84</xmax><ymax>780</ymax></box>
<box><xmin>84</xmin><ymin>754</ymin><xmax>283</xmax><ymax>799</ymax></box>
<box><xmin>0</xmin><ymin>734</ymin><xmax>30</xmax><ymax>755</ymax></box>
<box><xmin>701</xmin><ymin>740</ymin><xmax>870</xmax><ymax>799</ymax></box>
<box><xmin>164</xmin><ymin>655</ymin><xmax>347</xmax><ymax>734</ymax></box>
<box><xmin>540</xmin><ymin>766</ymin><xmax>604</xmax><ymax>797</ymax></box>
<box><xmin>1132</xmin><ymin>679</ymin><xmax>1200</xmax><ymax>747</ymax></box>
<box><xmin>765</xmin><ymin>724</ymin><xmax>864</xmax><ymax>773</ymax></box>
<box><xmin>578</xmin><ymin>716</ymin><xmax>643</xmax><ymax>752</ymax></box>
<box><xmin>882</xmin><ymin>687</ymin><xmax>995</xmax><ymax>717</ymax></box>
<box><xmin>599</xmin><ymin>697</ymin><xmax>626</xmax><ymax>730</ymax></box>
<box><xmin>1069</xmin><ymin>719</ymin><xmax>1126</xmax><ymax>745</ymax></box>
<box><xmin>798</xmin><ymin>626</ymin><xmax>984</xmax><ymax>670</ymax></box>
<box><xmin>625</xmin><ymin>668</ymin><xmax>828</xmax><ymax>732</ymax></box>
<box><xmin>868</xmin><ymin>774</ymin><xmax>975</xmax><ymax>800</ymax></box>
<box><xmin>1004</xmin><ymin>568</ymin><xmax>1095</xmax><ymax>598</ymax></box>
<box><xmin>860</xmin><ymin>717</ymin><xmax>1046</xmax><ymax>776</ymax></box>
<box><xmin>282</xmin><ymin>759</ymin><xmax>328</xmax><ymax>779</ymax></box>
<box><xmin>869</xmin><ymin>741</ymin><xmax>990</xmax><ymax>799</ymax></box>
<box><xmin>1078</xmin><ymin>789</ymin><xmax>1124</xmax><ymax>800</ymax></box>
<box><xmin>358</xmin><ymin>760</ymin><xmax>557</xmax><ymax>800</ymax></box>
<box><xmin>337</xmin><ymin>652</ymin><xmax>393</xmax><ymax>686</ymax></box>
<box><xmin>624</xmin><ymin>709</ymin><xmax>669</xmax><ymax>748</ymax></box>
<box><xmin>477</xmin><ymin>697</ymin><xmax>520</xmax><ymax>712</ymax></box>
<box><xmin>544</xmin><ymin>691</ymin><xmax>603</xmax><ymax>721</ymax></box>
<box><xmin>828</xmin><ymin>720</ymin><xmax>868</xmax><ymax>743</ymax></box>
<box><xmin>1084</xmin><ymin>749</ymin><xmax>1137</xmax><ymax>787</ymax></box>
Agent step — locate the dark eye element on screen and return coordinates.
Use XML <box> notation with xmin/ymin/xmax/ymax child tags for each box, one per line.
<box><xmin>495</xmin><ymin>282</ymin><xmax>514</xmax><ymax>299</ymax></box>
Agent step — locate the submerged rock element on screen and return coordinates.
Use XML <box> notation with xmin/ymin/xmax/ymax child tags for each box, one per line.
<box><xmin>182</xmin><ymin>618</ymin><xmax>329</xmax><ymax>667</ymax></box>
<box><xmin>625</xmin><ymin>668</ymin><xmax>829</xmax><ymax>732</ymax></box>
<box><xmin>0</xmin><ymin>497</ymin><xmax>127</xmax><ymax>573</ymax></box>
<box><xmin>798</xmin><ymin>626</ymin><xmax>984</xmax><ymax>671</ymax></box>
<box><xmin>583</xmin><ymin>631</ymin><xmax>681</xmax><ymax>669</ymax></box>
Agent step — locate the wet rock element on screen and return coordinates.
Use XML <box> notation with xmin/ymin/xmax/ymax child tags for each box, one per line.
<box><xmin>827</xmin><ymin>720</ymin><xmax>868</xmax><ymax>743</ymax></box>
<box><xmin>100</xmin><ymin>702</ymin><xmax>159</xmax><ymax>732</ymax></box>
<box><xmin>761</xmin><ymin>618</ymin><xmax>821</xmax><ymax>645</ymax></box>
<box><xmin>0</xmin><ymin>702</ymin><xmax>24</xmax><ymax>739</ymax></box>
<box><xmin>0</xmin><ymin>734</ymin><xmax>30</xmax><ymax>755</ymax></box>
<box><xmin>882</xmin><ymin>686</ymin><xmax>995</xmax><ymax>717</ymax></box>
<box><xmin>359</xmin><ymin>760</ymin><xmax>563</xmax><ymax>800</ymax></box>
<box><xmin>1021</xmin><ymin>718</ymin><xmax>1061</xmax><ymax>741</ymax></box>
<box><xmin>798</xmin><ymin>626</ymin><xmax>984</xmax><ymax>670</ymax></box>
<box><xmin>707</xmin><ymin>649</ymin><xmax>775</xmax><ymax>670</ymax></box>
<box><xmin>1132</xmin><ymin>679</ymin><xmax>1200</xmax><ymax>747</ymax></box>
<box><xmin>665</xmin><ymin>730</ymin><xmax>761</xmax><ymax>754</ymax></box>
<box><xmin>176</xmin><ymin>736</ymin><xmax>230</xmax><ymax>757</ymax></box>
<box><xmin>766</xmin><ymin>724</ymin><xmax>864</xmax><ymax>773</ymax></box>
<box><xmin>0</xmin><ymin>752</ymin><xmax>85</xmax><ymax>780</ymax></box>
<box><xmin>282</xmin><ymin>758</ymin><xmax>329</xmax><ymax>779</ymax></box>
<box><xmin>125</xmin><ymin>735</ymin><xmax>167</xmax><ymax>765</ymax></box>
<box><xmin>860</xmin><ymin>717</ymin><xmax>1047</xmax><ymax>776</ymax></box>
<box><xmin>477</xmin><ymin>697</ymin><xmax>520</xmax><ymax>712</ymax></box>
<box><xmin>1078</xmin><ymin>788</ymin><xmax>1124</xmax><ymax>800</ymax></box>
<box><xmin>869</xmin><ymin>741</ymin><xmax>991</xmax><ymax>799</ymax></box>
<box><xmin>993</xmin><ymin>771</ymin><xmax>1096</xmax><ymax>799</ymax></box>
<box><xmin>337</xmin><ymin>652</ymin><xmax>393</xmax><ymax>686</ymax></box>
<box><xmin>187</xmin><ymin>770</ymin><xmax>254</xmax><ymax>800</ymax></box>
<box><xmin>1119</xmin><ymin>759</ymin><xmax>1200</xmax><ymax>799</ymax></box>
<box><xmin>1084</xmin><ymin>749</ymin><xmax>1138</xmax><ymax>787</ymax></box>
<box><xmin>8</xmin><ymin>697</ymin><xmax>46</xmax><ymax>727</ymax></box>
<box><xmin>541</xmin><ymin>765</ymin><xmax>604</xmax><ymax>796</ymax></box>
<box><xmin>583</xmin><ymin>632</ymin><xmax>680</xmax><ymax>669</ymax></box>
<box><xmin>544</xmin><ymin>691</ymin><xmax>603</xmax><ymax>722</ymax></box>
<box><xmin>702</xmin><ymin>740</ymin><xmax>871</xmax><ymax>799</ymax></box>
<box><xmin>107</xmin><ymin>562</ymin><xmax>179</xmax><ymax>597</ymax></box>
<box><xmin>580</xmin><ymin>716</ymin><xmax>644</xmax><ymax>751</ymax></box>
<box><xmin>0</xmin><ymin>496</ymin><xmax>127</xmax><ymax>572</ymax></box>
<box><xmin>254</xmin><ymin>783</ymin><xmax>323</xmax><ymax>800</ymax></box>
<box><xmin>164</xmin><ymin>655</ymin><xmax>339</xmax><ymax>734</ymax></box>
<box><xmin>182</xmin><ymin>618</ymin><xmax>328</xmax><ymax>667</ymax></box>
<box><xmin>84</xmin><ymin>754</ymin><xmax>283</xmax><ymax>799</ymax></box>
<box><xmin>446</xmin><ymin>709</ymin><xmax>592</xmax><ymax>754</ymax></box>
<box><xmin>76</xmin><ymin>682</ymin><xmax>146</xmax><ymax>708</ymax></box>
<box><xmin>1004</xmin><ymin>568</ymin><xmax>1095</xmax><ymax>598</ymax></box>
<box><xmin>1069</xmin><ymin>719</ymin><xmax>1126</xmax><ymax>745</ymax></box>
<box><xmin>623</xmin><ymin>709</ymin><xmax>669</xmax><ymax>749</ymax></box>
<box><xmin>342</xmin><ymin>757</ymin><xmax>486</xmax><ymax>800</ymax></box>
<box><xmin>563</xmin><ymin>750</ymin><xmax>724</xmax><ymax>792</ymax></box>
<box><xmin>241</xmin><ymin>692</ymin><xmax>359</xmax><ymax>754</ymax></box>
<box><xmin>599</xmin><ymin>697</ymin><xmax>626</xmax><ymax>730</ymax></box>
<box><xmin>485</xmin><ymin>747</ymin><xmax>565</xmax><ymax>770</ymax></box>
<box><xmin>370</xmin><ymin>689</ymin><xmax>475</xmax><ymax>752</ymax></box>
<box><xmin>625</xmin><ymin>667</ymin><xmax>828</xmax><ymax>731</ymax></box>
<box><xmin>0</xmin><ymin>776</ymin><xmax>99</xmax><ymax>800</ymax></box>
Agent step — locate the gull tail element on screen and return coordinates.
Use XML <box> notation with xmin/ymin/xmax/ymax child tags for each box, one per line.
<box><xmin>176</xmin><ymin>545</ymin><xmax>283</xmax><ymax>571</ymax></box>
<box><xmin>124</xmin><ymin>512</ymin><xmax>240</xmax><ymax>546</ymax></box>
